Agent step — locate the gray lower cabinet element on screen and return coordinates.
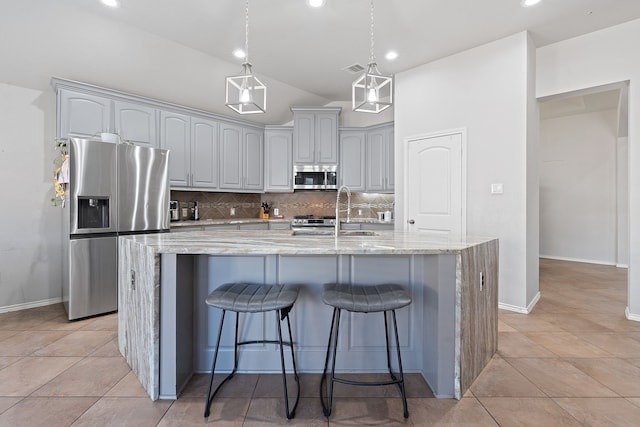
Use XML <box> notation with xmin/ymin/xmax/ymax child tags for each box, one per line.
<box><xmin>238</xmin><ymin>223</ymin><xmax>269</xmax><ymax>230</ymax></box>
<box><xmin>264</xmin><ymin>127</ymin><xmax>293</xmax><ymax>192</ymax></box>
<box><xmin>114</xmin><ymin>100</ymin><xmax>157</xmax><ymax>147</ymax></box>
<box><xmin>160</xmin><ymin>111</ymin><xmax>218</xmax><ymax>189</ymax></box>
<box><xmin>268</xmin><ymin>221</ymin><xmax>291</xmax><ymax>230</ymax></box>
<box><xmin>219</xmin><ymin>123</ymin><xmax>264</xmax><ymax>191</ymax></box>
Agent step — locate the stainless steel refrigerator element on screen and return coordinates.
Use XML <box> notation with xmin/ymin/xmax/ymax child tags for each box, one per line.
<box><xmin>62</xmin><ymin>138</ymin><xmax>170</xmax><ymax>320</ymax></box>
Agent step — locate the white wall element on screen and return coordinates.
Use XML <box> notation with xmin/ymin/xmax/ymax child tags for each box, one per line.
<box><xmin>539</xmin><ymin>109</ymin><xmax>618</xmax><ymax>264</ymax></box>
<box><xmin>395</xmin><ymin>32</ymin><xmax>538</xmax><ymax>312</ymax></box>
<box><xmin>537</xmin><ymin>18</ymin><xmax>640</xmax><ymax>319</ymax></box>
<box><xmin>0</xmin><ymin>83</ymin><xmax>63</xmax><ymax>309</ymax></box>
<box><xmin>618</xmin><ymin>136</ymin><xmax>629</xmax><ymax>267</ymax></box>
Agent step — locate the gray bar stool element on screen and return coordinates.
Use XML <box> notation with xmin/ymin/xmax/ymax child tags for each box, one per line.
<box><xmin>203</xmin><ymin>283</ymin><xmax>300</xmax><ymax>419</ymax></box>
<box><xmin>320</xmin><ymin>283</ymin><xmax>412</xmax><ymax>418</ymax></box>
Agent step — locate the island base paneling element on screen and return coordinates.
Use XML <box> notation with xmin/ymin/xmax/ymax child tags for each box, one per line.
<box><xmin>192</xmin><ymin>255</ymin><xmax>417</xmax><ymax>376</ymax></box>
<box><xmin>117</xmin><ymin>232</ymin><xmax>498</xmax><ymax>402</ymax></box>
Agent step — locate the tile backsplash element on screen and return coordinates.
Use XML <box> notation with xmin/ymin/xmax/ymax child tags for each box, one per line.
<box><xmin>170</xmin><ymin>191</ymin><xmax>394</xmax><ymax>220</ymax></box>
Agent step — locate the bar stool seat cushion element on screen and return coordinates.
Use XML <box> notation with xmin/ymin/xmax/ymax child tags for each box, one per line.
<box><xmin>206</xmin><ymin>283</ymin><xmax>299</xmax><ymax>313</ymax></box>
<box><xmin>322</xmin><ymin>283</ymin><xmax>411</xmax><ymax>313</ymax></box>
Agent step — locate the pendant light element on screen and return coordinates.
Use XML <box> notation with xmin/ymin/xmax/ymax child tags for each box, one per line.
<box><xmin>352</xmin><ymin>0</ymin><xmax>393</xmax><ymax>113</ymax></box>
<box><xmin>225</xmin><ymin>0</ymin><xmax>266</xmax><ymax>114</ymax></box>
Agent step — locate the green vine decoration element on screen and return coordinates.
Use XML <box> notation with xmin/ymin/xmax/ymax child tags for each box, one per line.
<box><xmin>51</xmin><ymin>138</ymin><xmax>67</xmax><ymax>207</ymax></box>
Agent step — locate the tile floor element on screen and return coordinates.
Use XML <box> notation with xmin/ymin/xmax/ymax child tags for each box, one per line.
<box><xmin>1</xmin><ymin>258</ymin><xmax>640</xmax><ymax>425</ymax></box>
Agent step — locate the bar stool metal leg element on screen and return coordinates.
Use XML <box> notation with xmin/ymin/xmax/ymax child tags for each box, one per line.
<box><xmin>320</xmin><ymin>308</ymin><xmax>409</xmax><ymax>419</ymax></box>
<box><xmin>276</xmin><ymin>307</ymin><xmax>301</xmax><ymax>419</ymax></box>
<box><xmin>320</xmin><ymin>307</ymin><xmax>341</xmax><ymax>416</ymax></box>
<box><xmin>390</xmin><ymin>309</ymin><xmax>409</xmax><ymax>418</ymax></box>
<box><xmin>204</xmin><ymin>310</ymin><xmax>240</xmax><ymax>418</ymax></box>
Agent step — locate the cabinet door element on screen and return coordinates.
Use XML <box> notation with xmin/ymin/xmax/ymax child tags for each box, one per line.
<box><xmin>339</xmin><ymin>131</ymin><xmax>366</xmax><ymax>191</ymax></box>
<box><xmin>114</xmin><ymin>101</ymin><xmax>157</xmax><ymax>147</ymax></box>
<box><xmin>316</xmin><ymin>112</ymin><xmax>338</xmax><ymax>164</ymax></box>
<box><xmin>244</xmin><ymin>128</ymin><xmax>264</xmax><ymax>191</ymax></box>
<box><xmin>264</xmin><ymin>129</ymin><xmax>293</xmax><ymax>192</ymax></box>
<box><xmin>59</xmin><ymin>90</ymin><xmax>112</xmax><ymax>139</ymax></box>
<box><xmin>191</xmin><ymin>118</ymin><xmax>218</xmax><ymax>189</ymax></box>
<box><xmin>160</xmin><ymin>111</ymin><xmax>191</xmax><ymax>187</ymax></box>
<box><xmin>366</xmin><ymin>130</ymin><xmax>386</xmax><ymax>192</ymax></box>
<box><xmin>293</xmin><ymin>112</ymin><xmax>315</xmax><ymax>164</ymax></box>
<box><xmin>219</xmin><ymin>123</ymin><xmax>243</xmax><ymax>189</ymax></box>
<box><xmin>385</xmin><ymin>125</ymin><xmax>395</xmax><ymax>191</ymax></box>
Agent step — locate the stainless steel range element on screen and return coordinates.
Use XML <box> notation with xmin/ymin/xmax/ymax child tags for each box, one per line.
<box><xmin>291</xmin><ymin>215</ymin><xmax>336</xmax><ymax>229</ymax></box>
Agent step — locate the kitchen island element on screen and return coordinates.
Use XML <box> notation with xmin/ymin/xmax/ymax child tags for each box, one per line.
<box><xmin>117</xmin><ymin>230</ymin><xmax>498</xmax><ymax>401</ymax></box>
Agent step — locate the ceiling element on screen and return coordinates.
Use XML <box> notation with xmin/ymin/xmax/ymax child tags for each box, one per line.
<box><xmin>64</xmin><ymin>0</ymin><xmax>640</xmax><ymax>102</ymax></box>
<box><xmin>540</xmin><ymin>90</ymin><xmax>621</xmax><ymax>120</ymax></box>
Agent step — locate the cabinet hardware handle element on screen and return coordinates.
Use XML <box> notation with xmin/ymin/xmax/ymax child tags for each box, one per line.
<box><xmin>408</xmin><ymin>219</ymin><xmax>415</xmax><ymax>225</ymax></box>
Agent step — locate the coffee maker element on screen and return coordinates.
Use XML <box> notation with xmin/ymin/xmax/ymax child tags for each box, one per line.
<box><xmin>169</xmin><ymin>200</ymin><xmax>179</xmax><ymax>221</ymax></box>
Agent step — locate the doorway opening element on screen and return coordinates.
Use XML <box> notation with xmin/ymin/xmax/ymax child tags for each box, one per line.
<box><xmin>537</xmin><ymin>81</ymin><xmax>629</xmax><ymax>308</ymax></box>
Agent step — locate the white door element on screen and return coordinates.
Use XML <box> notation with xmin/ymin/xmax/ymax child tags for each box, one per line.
<box><xmin>406</xmin><ymin>131</ymin><xmax>465</xmax><ymax>237</ymax></box>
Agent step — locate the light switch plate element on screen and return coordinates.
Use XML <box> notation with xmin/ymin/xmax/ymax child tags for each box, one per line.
<box><xmin>491</xmin><ymin>183</ymin><xmax>504</xmax><ymax>194</ymax></box>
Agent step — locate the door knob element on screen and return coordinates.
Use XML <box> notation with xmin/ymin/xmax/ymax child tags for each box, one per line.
<box><xmin>408</xmin><ymin>219</ymin><xmax>415</xmax><ymax>225</ymax></box>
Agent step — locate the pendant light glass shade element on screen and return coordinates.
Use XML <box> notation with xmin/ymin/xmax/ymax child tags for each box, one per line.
<box><xmin>225</xmin><ymin>0</ymin><xmax>266</xmax><ymax>114</ymax></box>
<box><xmin>352</xmin><ymin>0</ymin><xmax>393</xmax><ymax>113</ymax></box>
<box><xmin>226</xmin><ymin>63</ymin><xmax>267</xmax><ymax>114</ymax></box>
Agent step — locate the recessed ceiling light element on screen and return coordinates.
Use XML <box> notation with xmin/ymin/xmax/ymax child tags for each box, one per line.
<box><xmin>307</xmin><ymin>0</ymin><xmax>326</xmax><ymax>8</ymax></box>
<box><xmin>233</xmin><ymin>49</ymin><xmax>246</xmax><ymax>59</ymax></box>
<box><xmin>385</xmin><ymin>51</ymin><xmax>398</xmax><ymax>61</ymax></box>
<box><xmin>101</xmin><ymin>0</ymin><xmax>120</xmax><ymax>8</ymax></box>
<box><xmin>521</xmin><ymin>0</ymin><xmax>541</xmax><ymax>7</ymax></box>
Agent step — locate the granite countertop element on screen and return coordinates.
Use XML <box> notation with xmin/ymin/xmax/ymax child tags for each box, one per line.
<box><xmin>170</xmin><ymin>218</ymin><xmax>290</xmax><ymax>227</ymax></box>
<box><xmin>170</xmin><ymin>217</ymin><xmax>394</xmax><ymax>228</ymax></box>
<box><xmin>121</xmin><ymin>229</ymin><xmax>495</xmax><ymax>256</ymax></box>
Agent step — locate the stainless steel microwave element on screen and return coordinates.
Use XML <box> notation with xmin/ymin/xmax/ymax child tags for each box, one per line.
<box><xmin>293</xmin><ymin>165</ymin><xmax>338</xmax><ymax>190</ymax></box>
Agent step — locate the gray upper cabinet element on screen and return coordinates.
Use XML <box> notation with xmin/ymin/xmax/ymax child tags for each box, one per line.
<box><xmin>292</xmin><ymin>107</ymin><xmax>340</xmax><ymax>164</ymax></box>
<box><xmin>58</xmin><ymin>89</ymin><xmax>112</xmax><ymax>139</ymax></box>
<box><xmin>339</xmin><ymin>130</ymin><xmax>366</xmax><ymax>192</ymax></box>
<box><xmin>160</xmin><ymin>111</ymin><xmax>191</xmax><ymax>187</ymax></box>
<box><xmin>385</xmin><ymin>125</ymin><xmax>395</xmax><ymax>190</ymax></box>
<box><xmin>244</xmin><ymin>128</ymin><xmax>264</xmax><ymax>191</ymax></box>
<box><xmin>264</xmin><ymin>127</ymin><xmax>293</xmax><ymax>192</ymax></box>
<box><xmin>219</xmin><ymin>123</ymin><xmax>243</xmax><ymax>189</ymax></box>
<box><xmin>160</xmin><ymin>112</ymin><xmax>219</xmax><ymax>190</ymax></box>
<box><xmin>220</xmin><ymin>123</ymin><xmax>263</xmax><ymax>191</ymax></box>
<box><xmin>366</xmin><ymin>124</ymin><xmax>394</xmax><ymax>193</ymax></box>
<box><xmin>191</xmin><ymin>117</ymin><xmax>218</xmax><ymax>189</ymax></box>
<box><xmin>58</xmin><ymin>89</ymin><xmax>158</xmax><ymax>147</ymax></box>
<box><xmin>114</xmin><ymin>101</ymin><xmax>157</xmax><ymax>147</ymax></box>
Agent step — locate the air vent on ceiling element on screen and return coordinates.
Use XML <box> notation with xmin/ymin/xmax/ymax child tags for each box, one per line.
<box><xmin>342</xmin><ymin>63</ymin><xmax>365</xmax><ymax>74</ymax></box>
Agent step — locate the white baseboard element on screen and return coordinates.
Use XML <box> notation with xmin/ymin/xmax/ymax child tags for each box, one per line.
<box><xmin>498</xmin><ymin>292</ymin><xmax>540</xmax><ymax>314</ymax></box>
<box><xmin>626</xmin><ymin>307</ymin><xmax>640</xmax><ymax>322</ymax></box>
<box><xmin>616</xmin><ymin>263</ymin><xmax>629</xmax><ymax>268</ymax></box>
<box><xmin>539</xmin><ymin>255</ymin><xmax>616</xmax><ymax>266</ymax></box>
<box><xmin>0</xmin><ymin>297</ymin><xmax>63</xmax><ymax>314</ymax></box>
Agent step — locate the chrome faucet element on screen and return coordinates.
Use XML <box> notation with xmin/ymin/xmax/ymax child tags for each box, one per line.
<box><xmin>335</xmin><ymin>185</ymin><xmax>351</xmax><ymax>236</ymax></box>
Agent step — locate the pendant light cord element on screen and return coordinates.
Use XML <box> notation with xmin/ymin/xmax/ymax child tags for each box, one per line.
<box><xmin>369</xmin><ymin>0</ymin><xmax>376</xmax><ymax>64</ymax></box>
<box><xmin>244</xmin><ymin>0</ymin><xmax>250</xmax><ymax>65</ymax></box>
